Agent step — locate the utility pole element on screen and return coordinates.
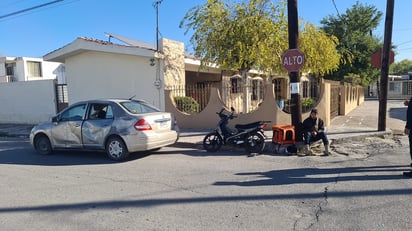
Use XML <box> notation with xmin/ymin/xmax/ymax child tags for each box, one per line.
<box><xmin>153</xmin><ymin>0</ymin><xmax>163</xmax><ymax>51</ymax></box>
<box><xmin>287</xmin><ymin>0</ymin><xmax>302</xmax><ymax>139</ymax></box>
<box><xmin>378</xmin><ymin>0</ymin><xmax>395</xmax><ymax>131</ymax></box>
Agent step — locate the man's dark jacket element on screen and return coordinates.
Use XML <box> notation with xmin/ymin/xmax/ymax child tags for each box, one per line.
<box><xmin>406</xmin><ymin>98</ymin><xmax>412</xmax><ymax>130</ymax></box>
<box><xmin>302</xmin><ymin>116</ymin><xmax>325</xmax><ymax>133</ymax></box>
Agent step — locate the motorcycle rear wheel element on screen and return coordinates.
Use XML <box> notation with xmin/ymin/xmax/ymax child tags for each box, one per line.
<box><xmin>203</xmin><ymin>132</ymin><xmax>223</xmax><ymax>152</ymax></box>
<box><xmin>245</xmin><ymin>132</ymin><xmax>265</xmax><ymax>154</ymax></box>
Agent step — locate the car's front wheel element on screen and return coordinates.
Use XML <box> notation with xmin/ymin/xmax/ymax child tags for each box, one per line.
<box><xmin>34</xmin><ymin>135</ymin><xmax>53</xmax><ymax>155</ymax></box>
<box><xmin>106</xmin><ymin>137</ymin><xmax>129</xmax><ymax>161</ymax></box>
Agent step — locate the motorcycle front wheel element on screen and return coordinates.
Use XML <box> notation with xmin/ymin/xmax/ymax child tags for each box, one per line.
<box><xmin>245</xmin><ymin>132</ymin><xmax>266</xmax><ymax>154</ymax></box>
<box><xmin>203</xmin><ymin>132</ymin><xmax>223</xmax><ymax>152</ymax></box>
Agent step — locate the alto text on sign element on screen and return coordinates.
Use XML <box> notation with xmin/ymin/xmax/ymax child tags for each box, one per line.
<box><xmin>281</xmin><ymin>49</ymin><xmax>305</xmax><ymax>72</ymax></box>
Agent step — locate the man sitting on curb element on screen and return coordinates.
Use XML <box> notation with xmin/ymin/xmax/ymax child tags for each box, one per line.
<box><xmin>300</xmin><ymin>108</ymin><xmax>330</xmax><ymax>156</ymax></box>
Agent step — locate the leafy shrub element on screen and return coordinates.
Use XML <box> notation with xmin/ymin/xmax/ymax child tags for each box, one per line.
<box><xmin>301</xmin><ymin>98</ymin><xmax>316</xmax><ymax>108</ymax></box>
<box><xmin>174</xmin><ymin>96</ymin><xmax>200</xmax><ymax>113</ymax></box>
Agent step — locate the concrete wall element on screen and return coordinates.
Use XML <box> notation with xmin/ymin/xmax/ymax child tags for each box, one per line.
<box><xmin>0</xmin><ymin>79</ymin><xmax>57</xmax><ymax>124</ymax></box>
<box><xmin>0</xmin><ymin>79</ymin><xmax>360</xmax><ymax>126</ymax></box>
<box><xmin>340</xmin><ymin>83</ymin><xmax>364</xmax><ymax>115</ymax></box>
<box><xmin>166</xmin><ymin>82</ymin><xmax>332</xmax><ymax>130</ymax></box>
<box><xmin>65</xmin><ymin>51</ymin><xmax>165</xmax><ymax>109</ymax></box>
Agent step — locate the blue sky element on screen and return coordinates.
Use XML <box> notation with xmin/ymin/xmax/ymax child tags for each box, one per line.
<box><xmin>0</xmin><ymin>0</ymin><xmax>411</xmax><ymax>62</ymax></box>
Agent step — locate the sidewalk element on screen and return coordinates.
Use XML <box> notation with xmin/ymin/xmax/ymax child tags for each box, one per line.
<box><xmin>178</xmin><ymin>98</ymin><xmax>407</xmax><ymax>145</ymax></box>
<box><xmin>0</xmin><ymin>99</ymin><xmax>407</xmax><ymax>144</ymax></box>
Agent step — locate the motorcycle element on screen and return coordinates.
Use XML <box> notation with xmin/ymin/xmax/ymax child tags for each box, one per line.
<box><xmin>203</xmin><ymin>107</ymin><xmax>270</xmax><ymax>154</ymax></box>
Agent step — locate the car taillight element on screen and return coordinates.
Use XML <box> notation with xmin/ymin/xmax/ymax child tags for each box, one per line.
<box><xmin>134</xmin><ymin>119</ymin><xmax>152</xmax><ymax>131</ymax></box>
<box><xmin>261</xmin><ymin>123</ymin><xmax>267</xmax><ymax>130</ymax></box>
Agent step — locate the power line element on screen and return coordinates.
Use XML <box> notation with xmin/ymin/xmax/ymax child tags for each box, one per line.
<box><xmin>331</xmin><ymin>0</ymin><xmax>341</xmax><ymax>18</ymax></box>
<box><xmin>0</xmin><ymin>0</ymin><xmax>64</xmax><ymax>20</ymax></box>
<box><xmin>397</xmin><ymin>47</ymin><xmax>412</xmax><ymax>51</ymax></box>
<box><xmin>396</xmin><ymin>40</ymin><xmax>412</xmax><ymax>46</ymax></box>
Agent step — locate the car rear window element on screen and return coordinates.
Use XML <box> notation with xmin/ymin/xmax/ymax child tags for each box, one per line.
<box><xmin>120</xmin><ymin>101</ymin><xmax>159</xmax><ymax>114</ymax></box>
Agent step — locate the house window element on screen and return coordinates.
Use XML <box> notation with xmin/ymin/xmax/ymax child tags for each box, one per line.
<box><xmin>251</xmin><ymin>79</ymin><xmax>263</xmax><ymax>101</ymax></box>
<box><xmin>6</xmin><ymin>64</ymin><xmax>14</xmax><ymax>76</ymax></box>
<box><xmin>27</xmin><ymin>61</ymin><xmax>42</xmax><ymax>77</ymax></box>
<box><xmin>302</xmin><ymin>81</ymin><xmax>309</xmax><ymax>98</ymax></box>
<box><xmin>389</xmin><ymin>82</ymin><xmax>400</xmax><ymax>93</ymax></box>
<box><xmin>273</xmin><ymin>78</ymin><xmax>282</xmax><ymax>95</ymax></box>
<box><xmin>231</xmin><ymin>76</ymin><xmax>242</xmax><ymax>94</ymax></box>
<box><xmin>389</xmin><ymin>82</ymin><xmax>395</xmax><ymax>91</ymax></box>
<box><xmin>309</xmin><ymin>78</ymin><xmax>321</xmax><ymax>98</ymax></box>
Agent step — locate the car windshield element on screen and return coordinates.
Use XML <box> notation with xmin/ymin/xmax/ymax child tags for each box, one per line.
<box><xmin>120</xmin><ymin>100</ymin><xmax>159</xmax><ymax>114</ymax></box>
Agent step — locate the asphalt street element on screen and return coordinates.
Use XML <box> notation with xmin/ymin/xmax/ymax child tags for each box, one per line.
<box><xmin>0</xmin><ymin>131</ymin><xmax>411</xmax><ymax>230</ymax></box>
<box><xmin>0</xmin><ymin>99</ymin><xmax>412</xmax><ymax>230</ymax></box>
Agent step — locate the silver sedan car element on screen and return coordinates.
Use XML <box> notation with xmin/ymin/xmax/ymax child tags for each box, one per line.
<box><xmin>30</xmin><ymin>98</ymin><xmax>179</xmax><ymax>161</ymax></box>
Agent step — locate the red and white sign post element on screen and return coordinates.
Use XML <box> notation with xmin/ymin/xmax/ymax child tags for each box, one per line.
<box><xmin>282</xmin><ymin>49</ymin><xmax>305</xmax><ymax>95</ymax></box>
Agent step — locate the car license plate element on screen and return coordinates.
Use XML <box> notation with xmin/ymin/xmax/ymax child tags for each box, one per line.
<box><xmin>160</xmin><ymin>121</ymin><xmax>168</xmax><ymax>129</ymax></box>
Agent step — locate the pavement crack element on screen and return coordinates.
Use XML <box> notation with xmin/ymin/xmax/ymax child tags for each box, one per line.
<box><xmin>315</xmin><ymin>187</ymin><xmax>329</xmax><ymax>222</ymax></box>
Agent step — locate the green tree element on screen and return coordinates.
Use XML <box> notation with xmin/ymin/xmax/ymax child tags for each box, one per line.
<box><xmin>343</xmin><ymin>73</ymin><xmax>361</xmax><ymax>85</ymax></box>
<box><xmin>180</xmin><ymin>0</ymin><xmax>287</xmax><ymax>74</ymax></box>
<box><xmin>299</xmin><ymin>22</ymin><xmax>341</xmax><ymax>76</ymax></box>
<box><xmin>390</xmin><ymin>59</ymin><xmax>412</xmax><ymax>75</ymax></box>
<box><xmin>180</xmin><ymin>0</ymin><xmax>341</xmax><ymax>77</ymax></box>
<box><xmin>320</xmin><ymin>1</ymin><xmax>383</xmax><ymax>86</ymax></box>
<box><xmin>180</xmin><ymin>0</ymin><xmax>288</xmax><ymax>112</ymax></box>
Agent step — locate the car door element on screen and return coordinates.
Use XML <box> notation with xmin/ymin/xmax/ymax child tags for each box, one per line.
<box><xmin>51</xmin><ymin>103</ymin><xmax>87</xmax><ymax>149</ymax></box>
<box><xmin>82</xmin><ymin>103</ymin><xmax>114</xmax><ymax>149</ymax></box>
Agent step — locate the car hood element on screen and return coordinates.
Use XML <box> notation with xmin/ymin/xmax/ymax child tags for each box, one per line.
<box><xmin>31</xmin><ymin>121</ymin><xmax>53</xmax><ymax>133</ymax></box>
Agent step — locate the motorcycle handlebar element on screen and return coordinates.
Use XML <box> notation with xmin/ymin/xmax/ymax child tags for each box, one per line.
<box><xmin>217</xmin><ymin>108</ymin><xmax>237</xmax><ymax>120</ymax></box>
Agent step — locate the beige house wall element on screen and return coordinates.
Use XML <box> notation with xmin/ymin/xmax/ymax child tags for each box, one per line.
<box><xmin>161</xmin><ymin>38</ymin><xmax>185</xmax><ymax>87</ymax></box>
<box><xmin>166</xmin><ymin>82</ymin><xmax>335</xmax><ymax>130</ymax></box>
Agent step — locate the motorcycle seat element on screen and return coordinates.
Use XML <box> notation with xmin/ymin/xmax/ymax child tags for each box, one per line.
<box><xmin>235</xmin><ymin>121</ymin><xmax>263</xmax><ymax>130</ymax></box>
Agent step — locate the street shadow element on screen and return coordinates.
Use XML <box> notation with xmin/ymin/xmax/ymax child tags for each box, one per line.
<box><xmin>389</xmin><ymin>107</ymin><xmax>406</xmax><ymax>121</ymax></box>
<box><xmin>213</xmin><ymin>165</ymin><xmax>410</xmax><ymax>186</ymax></box>
<box><xmin>1</xmin><ymin>184</ymin><xmax>412</xmax><ymax>214</ymax></box>
<box><xmin>169</xmin><ymin>141</ymin><xmax>257</xmax><ymax>157</ymax></box>
<box><xmin>157</xmin><ymin>143</ymin><xmax>245</xmax><ymax>157</ymax></box>
<box><xmin>0</xmin><ymin>137</ymin><xmax>247</xmax><ymax>165</ymax></box>
<box><xmin>0</xmin><ymin>139</ymin><xmax>152</xmax><ymax>166</ymax></box>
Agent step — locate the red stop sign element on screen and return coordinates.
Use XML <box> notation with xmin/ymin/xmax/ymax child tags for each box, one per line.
<box><xmin>371</xmin><ymin>48</ymin><xmax>395</xmax><ymax>69</ymax></box>
<box><xmin>282</xmin><ymin>49</ymin><xmax>305</xmax><ymax>72</ymax></box>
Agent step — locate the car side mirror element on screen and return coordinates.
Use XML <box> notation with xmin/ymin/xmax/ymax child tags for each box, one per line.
<box><xmin>52</xmin><ymin>116</ymin><xmax>59</xmax><ymax>123</ymax></box>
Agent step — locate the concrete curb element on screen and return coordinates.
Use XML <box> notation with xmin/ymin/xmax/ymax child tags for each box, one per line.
<box><xmin>174</xmin><ymin>129</ymin><xmax>397</xmax><ymax>156</ymax></box>
<box><xmin>330</xmin><ymin>130</ymin><xmax>393</xmax><ymax>144</ymax></box>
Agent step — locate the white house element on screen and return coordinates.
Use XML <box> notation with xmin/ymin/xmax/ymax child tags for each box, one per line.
<box><xmin>43</xmin><ymin>36</ymin><xmax>171</xmax><ymax>110</ymax></box>
<box><xmin>0</xmin><ymin>56</ymin><xmax>65</xmax><ymax>83</ymax></box>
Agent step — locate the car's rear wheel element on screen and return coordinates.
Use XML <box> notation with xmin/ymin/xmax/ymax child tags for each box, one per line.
<box><xmin>106</xmin><ymin>137</ymin><xmax>129</xmax><ymax>161</ymax></box>
<box><xmin>34</xmin><ymin>135</ymin><xmax>53</xmax><ymax>155</ymax></box>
